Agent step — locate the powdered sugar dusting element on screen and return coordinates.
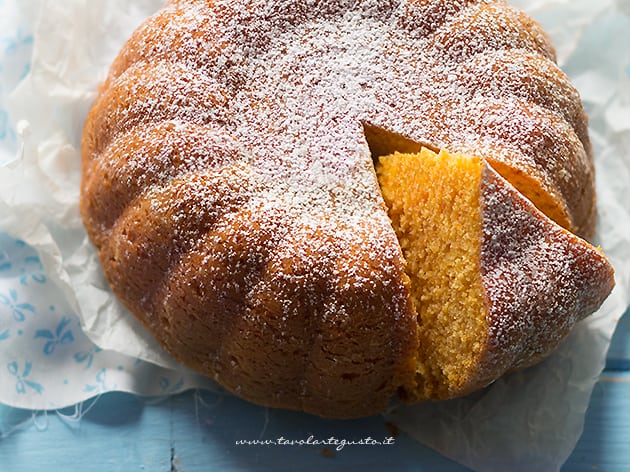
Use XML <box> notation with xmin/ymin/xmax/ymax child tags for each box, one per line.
<box><xmin>86</xmin><ymin>0</ymin><xmax>593</xmax><ymax>234</ymax></box>
<box><xmin>479</xmin><ymin>165</ymin><xmax>614</xmax><ymax>381</ymax></box>
<box><xmin>80</xmin><ymin>0</ymin><xmax>605</xmax><ymax>416</ymax></box>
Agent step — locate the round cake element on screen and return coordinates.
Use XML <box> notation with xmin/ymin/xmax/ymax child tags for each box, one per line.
<box><xmin>80</xmin><ymin>0</ymin><xmax>615</xmax><ymax>418</ymax></box>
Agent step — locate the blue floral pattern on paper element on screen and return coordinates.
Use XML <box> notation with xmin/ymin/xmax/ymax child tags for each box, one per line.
<box><xmin>0</xmin><ymin>289</ymin><xmax>36</xmax><ymax>321</ymax></box>
<box><xmin>1</xmin><ymin>28</ymin><xmax>33</xmax><ymax>55</ymax></box>
<box><xmin>35</xmin><ymin>317</ymin><xmax>74</xmax><ymax>355</ymax></box>
<box><xmin>1</xmin><ymin>3</ymin><xmax>34</xmax><ymax>155</ymax></box>
<box><xmin>0</xmin><ymin>249</ymin><xmax>11</xmax><ymax>271</ymax></box>
<box><xmin>0</xmin><ymin>230</ymin><xmax>199</xmax><ymax>409</ymax></box>
<box><xmin>0</xmin><ymin>229</ymin><xmax>192</xmax><ymax>409</ymax></box>
<box><xmin>7</xmin><ymin>361</ymin><xmax>43</xmax><ymax>395</ymax></box>
<box><xmin>85</xmin><ymin>368</ymin><xmax>112</xmax><ymax>394</ymax></box>
<box><xmin>20</xmin><ymin>255</ymin><xmax>47</xmax><ymax>286</ymax></box>
<box><xmin>74</xmin><ymin>346</ymin><xmax>102</xmax><ymax>370</ymax></box>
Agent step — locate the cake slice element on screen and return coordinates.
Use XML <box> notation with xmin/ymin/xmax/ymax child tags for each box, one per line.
<box><xmin>376</xmin><ymin>148</ymin><xmax>615</xmax><ymax>400</ymax></box>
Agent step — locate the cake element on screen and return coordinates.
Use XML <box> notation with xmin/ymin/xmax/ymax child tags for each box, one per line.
<box><xmin>80</xmin><ymin>0</ymin><xmax>615</xmax><ymax>418</ymax></box>
<box><xmin>377</xmin><ymin>148</ymin><xmax>613</xmax><ymax>400</ymax></box>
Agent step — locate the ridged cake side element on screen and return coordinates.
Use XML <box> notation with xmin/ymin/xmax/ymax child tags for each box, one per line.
<box><xmin>81</xmin><ymin>0</ymin><xmax>606</xmax><ymax>417</ymax></box>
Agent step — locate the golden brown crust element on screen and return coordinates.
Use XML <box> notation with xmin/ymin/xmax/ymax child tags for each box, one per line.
<box><xmin>81</xmin><ymin>0</ymin><xmax>612</xmax><ymax>417</ymax></box>
<box><xmin>471</xmin><ymin>164</ymin><xmax>614</xmax><ymax>392</ymax></box>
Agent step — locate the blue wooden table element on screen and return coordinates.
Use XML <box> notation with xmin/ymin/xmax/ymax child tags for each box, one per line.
<box><xmin>1</xmin><ymin>1</ymin><xmax>629</xmax><ymax>470</ymax></box>
<box><xmin>0</xmin><ymin>307</ymin><xmax>628</xmax><ymax>471</ymax></box>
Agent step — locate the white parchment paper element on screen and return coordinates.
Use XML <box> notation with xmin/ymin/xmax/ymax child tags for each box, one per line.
<box><xmin>0</xmin><ymin>1</ymin><xmax>629</xmax><ymax>471</ymax></box>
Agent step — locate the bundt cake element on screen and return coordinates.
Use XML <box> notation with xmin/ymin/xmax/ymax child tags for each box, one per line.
<box><xmin>80</xmin><ymin>0</ymin><xmax>615</xmax><ymax>418</ymax></box>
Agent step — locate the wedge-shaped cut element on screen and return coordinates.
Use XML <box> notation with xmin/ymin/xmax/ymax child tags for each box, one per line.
<box><xmin>377</xmin><ymin>148</ymin><xmax>615</xmax><ymax>400</ymax></box>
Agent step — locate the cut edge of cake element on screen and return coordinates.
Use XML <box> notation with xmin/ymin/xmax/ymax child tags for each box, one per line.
<box><xmin>376</xmin><ymin>147</ymin><xmax>615</xmax><ymax>401</ymax></box>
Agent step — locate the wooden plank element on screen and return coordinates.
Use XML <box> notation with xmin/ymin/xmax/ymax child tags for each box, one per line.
<box><xmin>0</xmin><ymin>393</ymin><xmax>172</xmax><ymax>471</ymax></box>
<box><xmin>606</xmin><ymin>307</ymin><xmax>630</xmax><ymax>370</ymax></box>
<box><xmin>563</xmin><ymin>372</ymin><xmax>630</xmax><ymax>471</ymax></box>
<box><xmin>169</xmin><ymin>391</ymin><xmax>464</xmax><ymax>472</ymax></box>
<box><xmin>2</xmin><ymin>373</ymin><xmax>630</xmax><ymax>471</ymax></box>
<box><xmin>0</xmin><ymin>391</ymin><xmax>466</xmax><ymax>471</ymax></box>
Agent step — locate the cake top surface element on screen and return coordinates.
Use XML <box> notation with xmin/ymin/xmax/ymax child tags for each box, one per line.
<box><xmin>84</xmin><ymin>0</ymin><xmax>598</xmax><ymax>335</ymax></box>
<box><xmin>105</xmin><ymin>0</ymin><xmax>583</xmax><ymax>229</ymax></box>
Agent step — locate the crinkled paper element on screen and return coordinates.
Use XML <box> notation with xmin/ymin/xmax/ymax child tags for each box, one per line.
<box><xmin>1</xmin><ymin>1</ymin><xmax>629</xmax><ymax>471</ymax></box>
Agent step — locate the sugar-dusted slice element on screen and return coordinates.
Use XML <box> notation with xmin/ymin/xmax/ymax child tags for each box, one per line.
<box><xmin>377</xmin><ymin>148</ymin><xmax>614</xmax><ymax>400</ymax></box>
